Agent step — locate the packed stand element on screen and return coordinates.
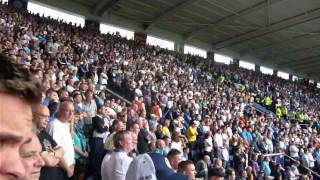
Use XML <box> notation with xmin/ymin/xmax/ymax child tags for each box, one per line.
<box><xmin>0</xmin><ymin>2</ymin><xmax>320</xmax><ymax>180</ymax></box>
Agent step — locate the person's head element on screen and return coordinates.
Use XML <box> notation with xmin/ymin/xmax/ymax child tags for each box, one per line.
<box><xmin>214</xmin><ymin>159</ymin><xmax>222</xmax><ymax>169</ymax></box>
<box><xmin>172</xmin><ymin>131</ymin><xmax>181</xmax><ymax>142</ymax></box>
<box><xmin>0</xmin><ymin>54</ymin><xmax>42</xmax><ymax>179</ymax></box>
<box><xmin>156</xmin><ymin>139</ymin><xmax>166</xmax><ymax>150</ymax></box>
<box><xmin>163</xmin><ymin>136</ymin><xmax>171</xmax><ymax>146</ymax></box>
<box><xmin>73</xmin><ymin>93</ymin><xmax>82</xmax><ymax>104</ymax></box>
<box><xmin>130</xmin><ymin>123</ymin><xmax>140</xmax><ymax>135</ymax></box>
<box><xmin>167</xmin><ymin>149</ymin><xmax>182</xmax><ymax>170</ymax></box>
<box><xmin>203</xmin><ymin>154</ymin><xmax>211</xmax><ymax>164</ymax></box>
<box><xmin>226</xmin><ymin>168</ymin><xmax>236</xmax><ymax>180</ymax></box>
<box><xmin>177</xmin><ymin>160</ymin><xmax>196</xmax><ymax>180</ymax></box>
<box><xmin>97</xmin><ymin>105</ymin><xmax>107</xmax><ymax>116</ymax></box>
<box><xmin>20</xmin><ymin>133</ymin><xmax>44</xmax><ymax>180</ymax></box>
<box><xmin>41</xmin><ymin>79</ymin><xmax>50</xmax><ymax>93</ymax></box>
<box><xmin>113</xmin><ymin>130</ymin><xmax>134</xmax><ymax>153</ymax></box>
<box><xmin>56</xmin><ymin>101</ymin><xmax>74</xmax><ymax>122</ymax></box>
<box><xmin>112</xmin><ymin>120</ymin><xmax>125</xmax><ymax>132</ymax></box>
<box><xmin>85</xmin><ymin>90</ymin><xmax>94</xmax><ymax>102</ymax></box>
<box><xmin>32</xmin><ymin>103</ymin><xmax>50</xmax><ymax>132</ymax></box>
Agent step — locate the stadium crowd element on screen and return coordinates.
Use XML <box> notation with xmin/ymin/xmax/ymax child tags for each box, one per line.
<box><xmin>0</xmin><ymin>2</ymin><xmax>319</xmax><ymax>180</ymax></box>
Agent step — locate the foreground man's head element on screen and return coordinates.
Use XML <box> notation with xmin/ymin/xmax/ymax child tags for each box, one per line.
<box><xmin>0</xmin><ymin>54</ymin><xmax>42</xmax><ymax>180</ymax></box>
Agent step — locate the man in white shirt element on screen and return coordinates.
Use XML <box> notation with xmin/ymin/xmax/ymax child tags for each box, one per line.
<box><xmin>101</xmin><ymin>130</ymin><xmax>134</xmax><ymax>180</ymax></box>
<box><xmin>47</xmin><ymin>101</ymin><xmax>75</xmax><ymax>178</ymax></box>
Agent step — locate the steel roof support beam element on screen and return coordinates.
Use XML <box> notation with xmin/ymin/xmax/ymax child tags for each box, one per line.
<box><xmin>284</xmin><ymin>55</ymin><xmax>320</xmax><ymax>67</ymax></box>
<box><xmin>261</xmin><ymin>44</ymin><xmax>320</xmax><ymax>60</ymax></box>
<box><xmin>239</xmin><ymin>31</ymin><xmax>320</xmax><ymax>56</ymax></box>
<box><xmin>145</xmin><ymin>0</ymin><xmax>200</xmax><ymax>30</ymax></box>
<box><xmin>212</xmin><ymin>8</ymin><xmax>320</xmax><ymax>50</ymax></box>
<box><xmin>184</xmin><ymin>0</ymin><xmax>281</xmax><ymax>40</ymax></box>
<box><xmin>93</xmin><ymin>0</ymin><xmax>121</xmax><ymax>16</ymax></box>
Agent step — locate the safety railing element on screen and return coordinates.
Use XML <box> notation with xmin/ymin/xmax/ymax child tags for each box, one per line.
<box><xmin>263</xmin><ymin>153</ymin><xmax>320</xmax><ymax>178</ymax></box>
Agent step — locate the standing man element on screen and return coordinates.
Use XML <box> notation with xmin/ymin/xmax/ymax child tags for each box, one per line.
<box><xmin>47</xmin><ymin>101</ymin><xmax>75</xmax><ymax>178</ymax></box>
<box><xmin>32</xmin><ymin>103</ymin><xmax>66</xmax><ymax>180</ymax></box>
<box><xmin>0</xmin><ymin>54</ymin><xmax>42</xmax><ymax>179</ymax></box>
<box><xmin>101</xmin><ymin>131</ymin><xmax>134</xmax><ymax>180</ymax></box>
<box><xmin>89</xmin><ymin>105</ymin><xmax>110</xmax><ymax>179</ymax></box>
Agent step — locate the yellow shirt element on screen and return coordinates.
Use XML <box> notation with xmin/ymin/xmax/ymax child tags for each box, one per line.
<box><xmin>187</xmin><ymin>126</ymin><xmax>197</xmax><ymax>142</ymax></box>
<box><xmin>162</xmin><ymin>126</ymin><xmax>171</xmax><ymax>137</ymax></box>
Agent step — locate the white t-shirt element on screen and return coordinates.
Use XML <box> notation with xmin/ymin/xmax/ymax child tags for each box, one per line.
<box><xmin>170</xmin><ymin>141</ymin><xmax>183</xmax><ymax>153</ymax></box>
<box><xmin>101</xmin><ymin>151</ymin><xmax>132</xmax><ymax>180</ymax></box>
<box><xmin>47</xmin><ymin>118</ymin><xmax>75</xmax><ymax>166</ymax></box>
<box><xmin>289</xmin><ymin>145</ymin><xmax>299</xmax><ymax>158</ymax></box>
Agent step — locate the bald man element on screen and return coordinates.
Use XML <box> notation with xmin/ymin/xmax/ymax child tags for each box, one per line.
<box><xmin>47</xmin><ymin>101</ymin><xmax>75</xmax><ymax>179</ymax></box>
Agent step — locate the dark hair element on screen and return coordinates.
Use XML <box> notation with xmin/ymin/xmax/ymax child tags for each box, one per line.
<box><xmin>167</xmin><ymin>149</ymin><xmax>181</xmax><ymax>160</ymax></box>
<box><xmin>177</xmin><ymin>160</ymin><xmax>194</xmax><ymax>173</ymax></box>
<box><xmin>0</xmin><ymin>54</ymin><xmax>41</xmax><ymax>103</ymax></box>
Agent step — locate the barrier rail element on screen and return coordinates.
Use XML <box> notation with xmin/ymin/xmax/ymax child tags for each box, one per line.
<box><xmin>263</xmin><ymin>153</ymin><xmax>320</xmax><ymax>178</ymax></box>
<box><xmin>104</xmin><ymin>87</ymin><xmax>132</xmax><ymax>105</ymax></box>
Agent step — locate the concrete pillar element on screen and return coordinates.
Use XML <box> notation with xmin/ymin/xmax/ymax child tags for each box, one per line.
<box><xmin>233</xmin><ymin>58</ymin><xmax>239</xmax><ymax>67</ymax></box>
<box><xmin>273</xmin><ymin>69</ymin><xmax>278</xmax><ymax>76</ymax></box>
<box><xmin>8</xmin><ymin>0</ymin><xmax>28</xmax><ymax>10</ymax></box>
<box><xmin>255</xmin><ymin>65</ymin><xmax>260</xmax><ymax>72</ymax></box>
<box><xmin>289</xmin><ymin>74</ymin><xmax>293</xmax><ymax>81</ymax></box>
<box><xmin>85</xmin><ymin>19</ymin><xmax>100</xmax><ymax>32</ymax></box>
<box><xmin>174</xmin><ymin>41</ymin><xmax>184</xmax><ymax>54</ymax></box>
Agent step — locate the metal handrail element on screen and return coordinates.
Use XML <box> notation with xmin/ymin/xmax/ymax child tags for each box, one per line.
<box><xmin>263</xmin><ymin>153</ymin><xmax>320</xmax><ymax>178</ymax></box>
<box><xmin>104</xmin><ymin>87</ymin><xmax>132</xmax><ymax>105</ymax></box>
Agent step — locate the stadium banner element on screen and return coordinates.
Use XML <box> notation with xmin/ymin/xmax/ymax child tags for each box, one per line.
<box><xmin>134</xmin><ymin>32</ymin><xmax>147</xmax><ymax>45</ymax></box>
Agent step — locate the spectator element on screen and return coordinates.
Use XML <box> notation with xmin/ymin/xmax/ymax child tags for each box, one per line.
<box><xmin>177</xmin><ymin>160</ymin><xmax>196</xmax><ymax>180</ymax></box>
<box><xmin>167</xmin><ymin>149</ymin><xmax>183</xmax><ymax>172</ymax></box>
<box><xmin>195</xmin><ymin>154</ymin><xmax>210</xmax><ymax>180</ymax></box>
<box><xmin>0</xmin><ymin>54</ymin><xmax>41</xmax><ymax>179</ymax></box>
<box><xmin>101</xmin><ymin>130</ymin><xmax>134</xmax><ymax>180</ymax></box>
<box><xmin>47</xmin><ymin>101</ymin><xmax>75</xmax><ymax>178</ymax></box>
<box><xmin>33</xmin><ymin>103</ymin><xmax>66</xmax><ymax>180</ymax></box>
<box><xmin>89</xmin><ymin>105</ymin><xmax>109</xmax><ymax>176</ymax></box>
<box><xmin>20</xmin><ymin>133</ymin><xmax>45</xmax><ymax>180</ymax></box>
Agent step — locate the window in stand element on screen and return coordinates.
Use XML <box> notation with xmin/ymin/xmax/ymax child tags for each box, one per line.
<box><xmin>184</xmin><ymin>45</ymin><xmax>207</xmax><ymax>58</ymax></box>
<box><xmin>28</xmin><ymin>1</ymin><xmax>85</xmax><ymax>27</ymax></box>
<box><xmin>214</xmin><ymin>53</ymin><xmax>232</xmax><ymax>65</ymax></box>
<box><xmin>239</xmin><ymin>60</ymin><xmax>255</xmax><ymax>71</ymax></box>
<box><xmin>147</xmin><ymin>35</ymin><xmax>174</xmax><ymax>50</ymax></box>
<box><xmin>100</xmin><ymin>23</ymin><xmax>134</xmax><ymax>40</ymax></box>
<box><xmin>260</xmin><ymin>66</ymin><xmax>273</xmax><ymax>75</ymax></box>
<box><xmin>278</xmin><ymin>71</ymin><xmax>289</xmax><ymax>80</ymax></box>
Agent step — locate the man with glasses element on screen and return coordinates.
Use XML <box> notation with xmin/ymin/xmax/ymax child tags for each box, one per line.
<box><xmin>33</xmin><ymin>103</ymin><xmax>65</xmax><ymax>180</ymax></box>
